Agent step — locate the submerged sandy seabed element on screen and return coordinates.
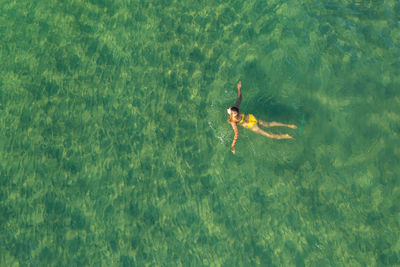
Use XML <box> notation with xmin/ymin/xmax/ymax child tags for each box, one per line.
<box><xmin>1</xmin><ymin>0</ymin><xmax>399</xmax><ymax>266</ymax></box>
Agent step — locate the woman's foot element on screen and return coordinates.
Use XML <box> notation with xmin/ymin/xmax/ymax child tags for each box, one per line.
<box><xmin>278</xmin><ymin>134</ymin><xmax>294</xmax><ymax>139</ymax></box>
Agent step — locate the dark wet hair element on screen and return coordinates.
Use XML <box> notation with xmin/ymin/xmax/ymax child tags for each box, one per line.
<box><xmin>230</xmin><ymin>106</ymin><xmax>239</xmax><ymax>113</ymax></box>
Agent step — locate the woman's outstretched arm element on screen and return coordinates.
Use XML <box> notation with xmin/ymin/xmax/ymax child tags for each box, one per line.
<box><xmin>233</xmin><ymin>81</ymin><xmax>242</xmax><ymax>108</ymax></box>
<box><xmin>230</xmin><ymin>122</ymin><xmax>239</xmax><ymax>154</ymax></box>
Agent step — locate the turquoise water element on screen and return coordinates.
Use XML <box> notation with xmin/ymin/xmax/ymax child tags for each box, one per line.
<box><xmin>1</xmin><ymin>0</ymin><xmax>400</xmax><ymax>266</ymax></box>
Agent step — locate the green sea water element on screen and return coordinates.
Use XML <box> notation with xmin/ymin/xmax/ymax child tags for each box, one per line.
<box><xmin>1</xmin><ymin>0</ymin><xmax>400</xmax><ymax>266</ymax></box>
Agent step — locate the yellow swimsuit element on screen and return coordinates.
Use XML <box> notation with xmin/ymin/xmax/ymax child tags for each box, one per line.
<box><xmin>238</xmin><ymin>114</ymin><xmax>258</xmax><ymax>128</ymax></box>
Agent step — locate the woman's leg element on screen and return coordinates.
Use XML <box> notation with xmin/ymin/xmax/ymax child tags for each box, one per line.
<box><xmin>258</xmin><ymin>119</ymin><xmax>297</xmax><ymax>129</ymax></box>
<box><xmin>249</xmin><ymin>124</ymin><xmax>294</xmax><ymax>139</ymax></box>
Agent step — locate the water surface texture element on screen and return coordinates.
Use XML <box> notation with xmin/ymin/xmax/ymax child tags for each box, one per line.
<box><xmin>1</xmin><ymin>0</ymin><xmax>400</xmax><ymax>266</ymax></box>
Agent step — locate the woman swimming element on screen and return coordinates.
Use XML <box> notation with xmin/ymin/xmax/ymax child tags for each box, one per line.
<box><xmin>228</xmin><ymin>81</ymin><xmax>297</xmax><ymax>154</ymax></box>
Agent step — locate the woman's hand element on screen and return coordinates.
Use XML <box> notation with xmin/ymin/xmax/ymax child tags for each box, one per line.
<box><xmin>231</xmin><ymin>146</ymin><xmax>236</xmax><ymax>154</ymax></box>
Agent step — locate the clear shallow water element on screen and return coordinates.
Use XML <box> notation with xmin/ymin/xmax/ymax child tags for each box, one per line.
<box><xmin>1</xmin><ymin>0</ymin><xmax>400</xmax><ymax>266</ymax></box>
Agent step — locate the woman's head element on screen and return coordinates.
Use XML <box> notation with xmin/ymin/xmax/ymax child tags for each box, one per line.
<box><xmin>227</xmin><ymin>106</ymin><xmax>239</xmax><ymax>116</ymax></box>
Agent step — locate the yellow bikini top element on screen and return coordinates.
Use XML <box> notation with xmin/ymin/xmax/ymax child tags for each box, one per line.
<box><xmin>238</xmin><ymin>114</ymin><xmax>245</xmax><ymax>124</ymax></box>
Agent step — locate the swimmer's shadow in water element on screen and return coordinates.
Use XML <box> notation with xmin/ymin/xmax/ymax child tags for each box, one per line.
<box><xmin>244</xmin><ymin>94</ymin><xmax>303</xmax><ymax>124</ymax></box>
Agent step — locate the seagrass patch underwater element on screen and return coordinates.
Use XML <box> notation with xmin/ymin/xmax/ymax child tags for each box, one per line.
<box><xmin>1</xmin><ymin>0</ymin><xmax>400</xmax><ymax>265</ymax></box>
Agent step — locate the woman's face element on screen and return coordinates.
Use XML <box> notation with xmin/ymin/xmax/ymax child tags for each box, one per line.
<box><xmin>227</xmin><ymin>108</ymin><xmax>237</xmax><ymax>116</ymax></box>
